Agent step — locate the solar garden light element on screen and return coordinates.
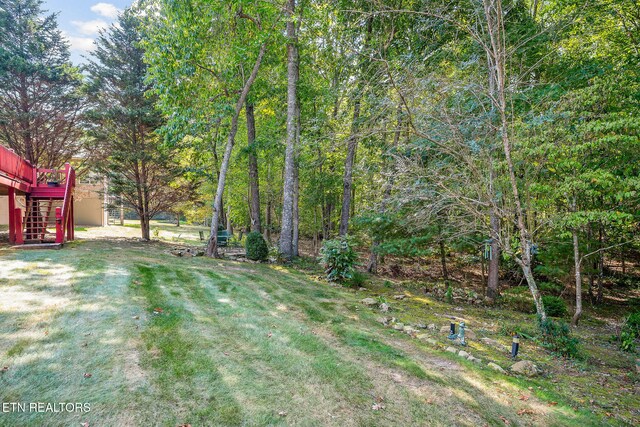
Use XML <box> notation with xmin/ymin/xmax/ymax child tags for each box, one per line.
<box><xmin>511</xmin><ymin>334</ymin><xmax>520</xmax><ymax>359</ymax></box>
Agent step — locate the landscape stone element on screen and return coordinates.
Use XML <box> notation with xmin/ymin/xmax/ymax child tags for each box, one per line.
<box><xmin>467</xmin><ymin>356</ymin><xmax>482</xmax><ymax>364</ymax></box>
<box><xmin>379</xmin><ymin>303</ymin><xmax>391</xmax><ymax>312</ymax></box>
<box><xmin>458</xmin><ymin>350</ymin><xmax>470</xmax><ymax>358</ymax></box>
<box><xmin>428</xmin><ymin>323</ymin><xmax>437</xmax><ymax>330</ymax></box>
<box><xmin>510</xmin><ymin>360</ymin><xmax>540</xmax><ymax>377</ymax></box>
<box><xmin>393</xmin><ymin>294</ymin><xmax>406</xmax><ymax>300</ymax></box>
<box><xmin>392</xmin><ymin>323</ymin><xmax>404</xmax><ymax>331</ymax></box>
<box><xmin>446</xmin><ymin>346</ymin><xmax>457</xmax><ymax>354</ymax></box>
<box><xmin>403</xmin><ymin>325</ymin><xmax>417</xmax><ymax>334</ymax></box>
<box><xmin>488</xmin><ymin>362</ymin><xmax>506</xmax><ymax>374</ymax></box>
<box><xmin>361</xmin><ymin>298</ymin><xmax>377</xmax><ymax>306</ymax></box>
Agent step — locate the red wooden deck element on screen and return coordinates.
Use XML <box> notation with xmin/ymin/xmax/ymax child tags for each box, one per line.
<box><xmin>0</xmin><ymin>145</ymin><xmax>75</xmax><ymax>245</ymax></box>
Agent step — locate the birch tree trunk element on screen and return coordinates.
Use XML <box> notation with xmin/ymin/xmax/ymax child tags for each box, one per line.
<box><xmin>207</xmin><ymin>43</ymin><xmax>267</xmax><ymax>257</ymax></box>
<box><xmin>572</xmin><ymin>228</ymin><xmax>583</xmax><ymax>326</ymax></box>
<box><xmin>482</xmin><ymin>0</ymin><xmax>545</xmax><ymax>320</ymax></box>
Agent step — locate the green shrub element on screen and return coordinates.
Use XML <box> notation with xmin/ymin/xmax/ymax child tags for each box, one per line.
<box><xmin>445</xmin><ymin>285</ymin><xmax>453</xmax><ymax>304</ymax></box>
<box><xmin>245</xmin><ymin>232</ymin><xmax>268</xmax><ymax>261</ymax></box>
<box><xmin>349</xmin><ymin>271</ymin><xmax>368</xmax><ymax>288</ymax></box>
<box><xmin>617</xmin><ymin>311</ymin><xmax>640</xmax><ymax>352</ymax></box>
<box><xmin>319</xmin><ymin>237</ymin><xmax>358</xmax><ymax>282</ymax></box>
<box><xmin>626</xmin><ymin>311</ymin><xmax>640</xmax><ymax>333</ymax></box>
<box><xmin>540</xmin><ymin>296</ymin><xmax>568</xmax><ymax>318</ymax></box>
<box><xmin>538</xmin><ymin>317</ymin><xmax>581</xmax><ymax>359</ymax></box>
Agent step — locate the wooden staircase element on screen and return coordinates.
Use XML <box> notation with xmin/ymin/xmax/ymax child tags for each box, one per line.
<box><xmin>1</xmin><ymin>146</ymin><xmax>76</xmax><ymax>246</ymax></box>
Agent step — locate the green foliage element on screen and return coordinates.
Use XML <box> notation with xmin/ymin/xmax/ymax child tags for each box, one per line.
<box><xmin>615</xmin><ymin>311</ymin><xmax>640</xmax><ymax>352</ymax></box>
<box><xmin>348</xmin><ymin>271</ymin><xmax>368</xmax><ymax>288</ymax></box>
<box><xmin>0</xmin><ymin>0</ymin><xmax>84</xmax><ymax>168</ymax></box>
<box><xmin>538</xmin><ymin>318</ymin><xmax>582</xmax><ymax>359</ymax></box>
<box><xmin>319</xmin><ymin>237</ymin><xmax>358</xmax><ymax>283</ymax></box>
<box><xmin>626</xmin><ymin>311</ymin><xmax>640</xmax><ymax>333</ymax></box>
<box><xmin>445</xmin><ymin>285</ymin><xmax>453</xmax><ymax>304</ymax></box>
<box><xmin>540</xmin><ymin>296</ymin><xmax>568</xmax><ymax>318</ymax></box>
<box><xmin>245</xmin><ymin>232</ymin><xmax>268</xmax><ymax>261</ymax></box>
<box><xmin>538</xmin><ymin>281</ymin><xmax>563</xmax><ymax>295</ymax></box>
<box><xmin>501</xmin><ymin>287</ymin><xmax>536</xmax><ymax>314</ymax></box>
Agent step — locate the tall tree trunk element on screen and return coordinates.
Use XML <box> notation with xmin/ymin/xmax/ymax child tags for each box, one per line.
<box><xmin>246</xmin><ymin>102</ymin><xmax>262</xmax><ymax>233</ymax></box>
<box><xmin>292</xmin><ymin>86</ymin><xmax>301</xmax><ymax>256</ymax></box>
<box><xmin>207</xmin><ymin>43</ymin><xmax>267</xmax><ymax>257</ymax></box>
<box><xmin>439</xmin><ymin>239</ymin><xmax>449</xmax><ymax>281</ymax></box>
<box><xmin>339</xmin><ymin>99</ymin><xmax>360</xmax><ymax>236</ymax></box>
<box><xmin>279</xmin><ymin>0</ymin><xmax>299</xmax><ymax>259</ymax></box>
<box><xmin>226</xmin><ymin>204</ymin><xmax>233</xmax><ymax>236</ymax></box>
<box><xmin>596</xmin><ymin>224</ymin><xmax>605</xmax><ymax>304</ymax></box>
<box><xmin>571</xmin><ymin>195</ymin><xmax>583</xmax><ymax>326</ymax></box>
<box><xmin>483</xmin><ymin>0</ymin><xmax>545</xmax><ymax>320</ymax></box>
<box><xmin>572</xmin><ymin>229</ymin><xmax>582</xmax><ymax>326</ymax></box>
<box><xmin>487</xmin><ymin>205</ymin><xmax>500</xmax><ymax>300</ymax></box>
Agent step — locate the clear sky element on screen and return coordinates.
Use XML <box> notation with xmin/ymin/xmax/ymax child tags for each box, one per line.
<box><xmin>42</xmin><ymin>1</ymin><xmax>133</xmax><ymax>64</ymax></box>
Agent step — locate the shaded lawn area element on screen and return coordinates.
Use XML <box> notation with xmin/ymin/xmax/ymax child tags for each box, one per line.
<box><xmin>0</xmin><ymin>239</ymin><xmax>616</xmax><ymax>426</ymax></box>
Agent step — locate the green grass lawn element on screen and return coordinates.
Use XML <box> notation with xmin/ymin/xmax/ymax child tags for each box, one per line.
<box><xmin>0</xmin><ymin>239</ymin><xmax>633</xmax><ymax>426</ymax></box>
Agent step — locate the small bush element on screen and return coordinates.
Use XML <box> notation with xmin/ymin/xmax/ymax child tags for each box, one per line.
<box><xmin>245</xmin><ymin>232</ymin><xmax>268</xmax><ymax>261</ymax></box>
<box><xmin>617</xmin><ymin>311</ymin><xmax>640</xmax><ymax>352</ymax></box>
<box><xmin>626</xmin><ymin>311</ymin><xmax>640</xmax><ymax>333</ymax></box>
<box><xmin>540</xmin><ymin>296</ymin><xmax>568</xmax><ymax>318</ymax></box>
<box><xmin>319</xmin><ymin>237</ymin><xmax>358</xmax><ymax>282</ymax></box>
<box><xmin>348</xmin><ymin>271</ymin><xmax>368</xmax><ymax>288</ymax></box>
<box><xmin>539</xmin><ymin>317</ymin><xmax>581</xmax><ymax>359</ymax></box>
<box><xmin>445</xmin><ymin>285</ymin><xmax>453</xmax><ymax>304</ymax></box>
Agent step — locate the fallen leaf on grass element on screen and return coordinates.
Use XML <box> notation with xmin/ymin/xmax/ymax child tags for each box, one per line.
<box><xmin>132</xmin><ymin>315</ymin><xmax>140</xmax><ymax>320</ymax></box>
<box><xmin>518</xmin><ymin>394</ymin><xmax>529</xmax><ymax>401</ymax></box>
<box><xmin>517</xmin><ymin>409</ymin><xmax>534</xmax><ymax>415</ymax></box>
<box><xmin>267</xmin><ymin>332</ymin><xmax>273</xmax><ymax>338</ymax></box>
<box><xmin>153</xmin><ymin>308</ymin><xmax>163</xmax><ymax>314</ymax></box>
<box><xmin>1</xmin><ymin>366</ymin><xmax>8</xmax><ymax>373</ymax></box>
<box><xmin>548</xmin><ymin>401</ymin><xmax>558</xmax><ymax>406</ymax></box>
<box><xmin>177</xmin><ymin>424</ymin><xmax>191</xmax><ymax>427</ymax></box>
<box><xmin>425</xmin><ymin>399</ymin><xmax>433</xmax><ymax>404</ymax></box>
<box><xmin>278</xmin><ymin>411</ymin><xmax>287</xmax><ymax>417</ymax></box>
<box><xmin>223</xmin><ymin>352</ymin><xmax>229</xmax><ymax>356</ymax></box>
<box><xmin>372</xmin><ymin>403</ymin><xmax>385</xmax><ymax>411</ymax></box>
<box><xmin>499</xmin><ymin>416</ymin><xmax>510</xmax><ymax>425</ymax></box>
<box><xmin>83</xmin><ymin>373</ymin><xmax>92</xmax><ymax>378</ymax></box>
<box><xmin>81</xmin><ymin>422</ymin><xmax>89</xmax><ymax>427</ymax></box>
<box><xmin>605</xmin><ymin>413</ymin><xmax>613</xmax><ymax>417</ymax></box>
